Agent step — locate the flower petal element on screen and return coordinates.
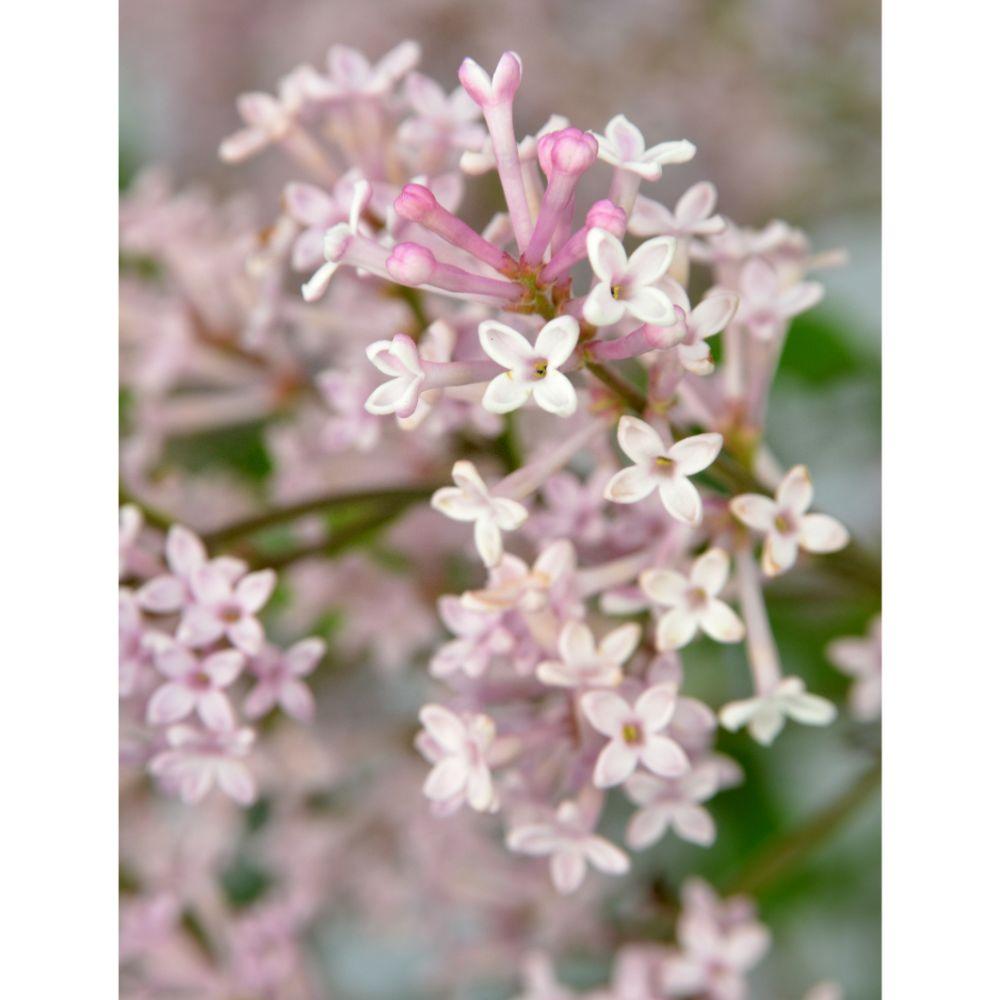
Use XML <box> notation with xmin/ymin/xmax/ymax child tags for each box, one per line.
<box><xmin>604</xmin><ymin>466</ymin><xmax>657</xmax><ymax>504</ymax></box>
<box><xmin>673</xmin><ymin>804</ymin><xmax>716</xmax><ymax>846</ymax></box>
<box><xmin>586</xmin><ymin>227</ymin><xmax>628</xmax><ymax>282</ymax></box>
<box><xmin>598</xmin><ymin>622</ymin><xmax>641</xmax><ymax>666</ymax></box>
<box><xmin>658</xmin><ymin>476</ymin><xmax>703</xmax><ymax>525</ymax></box>
<box><xmin>580</xmin><ymin>690</ymin><xmax>631</xmax><ymax>736</ymax></box>
<box><xmin>236</xmin><ymin>570</ymin><xmax>276</xmax><ymax>614</ymax></box>
<box><xmin>482</xmin><ymin>373</ymin><xmax>532</xmax><ymax>414</ymax></box>
<box><xmin>551</xmin><ymin>849</ymin><xmax>587</xmax><ymax>894</ymax></box>
<box><xmin>474</xmin><ymin>517</ymin><xmax>503</xmax><ymax>566</ymax></box>
<box><xmin>625</xmin><ymin>285</ymin><xmax>675</xmax><ymax>325</ymax></box>
<box><xmin>690</xmin><ymin>547</ymin><xmax>729</xmax><ymax>595</ymax></box>
<box><xmin>640</xmin><ymin>569</ymin><xmax>688</xmax><ymax>607</ymax></box>
<box><xmin>535</xmin><ymin>316</ymin><xmax>579</xmax><ymax>368</ymax></box>
<box><xmin>798</xmin><ymin>514</ymin><xmax>849</xmax><ymax>553</ymax></box>
<box><xmin>533</xmin><ymin>370</ymin><xmax>578</xmax><ymax>417</ymax></box>
<box><xmin>431</xmin><ymin>486</ymin><xmax>484</xmax><ymax>522</ymax></box>
<box><xmin>730</xmin><ymin>494</ymin><xmax>777</xmax><ymax>531</ymax></box>
<box><xmin>146</xmin><ymin>684</ymin><xmax>195</xmax><ymax>726</ymax></box>
<box><xmin>777</xmin><ymin>464</ymin><xmax>814</xmax><ymax>514</ymax></box>
<box><xmin>593</xmin><ymin>740</ymin><xmax>639</xmax><ymax>787</ymax></box>
<box><xmin>763</xmin><ymin>532</ymin><xmax>799</xmax><ymax>576</ymax></box>
<box><xmin>624</xmin><ymin>236</ymin><xmax>676</xmax><ymax>286</ymax></box>
<box><xmin>423</xmin><ymin>757</ymin><xmax>467</xmax><ymax>801</ymax></box>
<box><xmin>656</xmin><ymin>607</ymin><xmax>700</xmax><ymax>650</ymax></box>
<box><xmin>635</xmin><ymin>683</ymin><xmax>678</xmax><ymax>731</ymax></box>
<box><xmin>700</xmin><ymin>600</ymin><xmax>746</xmax><ymax>644</ymax></box>
<box><xmin>583</xmin><ymin>282</ymin><xmax>626</xmax><ymax>327</ymax></box>
<box><xmin>626</xmin><ymin>804</ymin><xmax>672</xmax><ymax>850</ymax></box>
<box><xmin>617</xmin><ymin>415</ymin><xmax>665</xmax><ymax>465</ymax></box>
<box><xmin>582</xmin><ymin>836</ymin><xmax>630</xmax><ymax>875</ymax></box>
<box><xmin>667</xmin><ymin>433</ymin><xmax>723</xmax><ymax>475</ymax></box>
<box><xmin>478</xmin><ymin>320</ymin><xmax>534</xmax><ymax>368</ymax></box>
<box><xmin>419</xmin><ymin>704</ymin><xmax>466</xmax><ymax>752</ymax></box>
<box><xmin>675</xmin><ymin>182</ymin><xmax>717</xmax><ymax>226</ymax></box>
<box><xmin>559</xmin><ymin>620</ymin><xmax>596</xmax><ymax>665</ymax></box>
<box><xmin>641</xmin><ymin>736</ymin><xmax>690</xmax><ymax>777</ymax></box>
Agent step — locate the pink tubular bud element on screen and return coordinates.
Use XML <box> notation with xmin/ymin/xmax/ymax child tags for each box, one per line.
<box><xmin>394</xmin><ymin>183</ymin><xmax>438</xmax><ymax>224</ymax></box>
<box><xmin>586</xmin><ymin>200</ymin><xmax>628</xmax><ymax>239</ymax></box>
<box><xmin>537</xmin><ymin>128</ymin><xmax>599</xmax><ymax>178</ymax></box>
<box><xmin>386</xmin><ymin>242</ymin><xmax>436</xmax><ymax>286</ymax></box>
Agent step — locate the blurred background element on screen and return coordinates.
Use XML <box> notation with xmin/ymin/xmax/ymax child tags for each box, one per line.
<box><xmin>120</xmin><ymin>1</ymin><xmax>880</xmax><ymax>997</ymax></box>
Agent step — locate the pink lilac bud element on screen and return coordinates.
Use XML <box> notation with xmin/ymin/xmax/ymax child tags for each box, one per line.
<box><xmin>386</xmin><ymin>241</ymin><xmax>523</xmax><ymax>301</ymax></box>
<box><xmin>394</xmin><ymin>183</ymin><xmax>516</xmax><ymax>275</ymax></box>
<box><xmin>539</xmin><ymin>199</ymin><xmax>628</xmax><ymax>284</ymax></box>
<box><xmin>458</xmin><ymin>52</ymin><xmax>533</xmax><ymax>251</ymax></box>
<box><xmin>525</xmin><ymin>128</ymin><xmax>600</xmax><ymax>264</ymax></box>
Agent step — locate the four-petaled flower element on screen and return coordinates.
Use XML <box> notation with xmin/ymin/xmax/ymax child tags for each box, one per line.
<box><xmin>658</xmin><ymin>280</ymin><xmax>740</xmax><ymax>376</ymax></box>
<box><xmin>244</xmin><ymin>637</ymin><xmax>325</xmax><ymax>723</ymax></box>
<box><xmin>735</xmin><ymin>257</ymin><xmax>824</xmax><ymax>341</ymax></box>
<box><xmin>581</xmin><ymin>683</ymin><xmax>689</xmax><ymax>787</ymax></box>
<box><xmin>479</xmin><ymin>317</ymin><xmax>580</xmax><ymax>417</ymax></box>
<box><xmin>730</xmin><ymin>465</ymin><xmax>849</xmax><ymax>576</ymax></box>
<box><xmin>177</xmin><ymin>565</ymin><xmax>277</xmax><ymax>655</ymax></box>
<box><xmin>630</xmin><ymin>182</ymin><xmax>727</xmax><ymax>240</ymax></box>
<box><xmin>430</xmin><ymin>596</ymin><xmax>513</xmax><ymax>679</ymax></box>
<box><xmin>624</xmin><ymin>762</ymin><xmax>723</xmax><ymax>849</ymax></box>
<box><xmin>584</xmin><ymin>230</ymin><xmax>677</xmax><ymax>327</ymax></box>
<box><xmin>594</xmin><ymin>114</ymin><xmax>695</xmax><ymax>181</ymax></box>
<box><xmin>364</xmin><ymin>333</ymin><xmax>427</xmax><ymax>418</ymax></box>
<box><xmin>605</xmin><ymin>416</ymin><xmax>722</xmax><ymax>526</ymax></box>
<box><xmin>146</xmin><ymin>642</ymin><xmax>245</xmax><ymax>731</ymax></box>
<box><xmin>149</xmin><ymin>723</ymin><xmax>256</xmax><ymax>805</ymax></box>
<box><xmin>536</xmin><ymin>620</ymin><xmax>640</xmax><ymax>689</ymax></box>
<box><xmin>640</xmin><ymin>548</ymin><xmax>745</xmax><ymax>651</ymax></box>
<box><xmin>719</xmin><ymin>676</ymin><xmax>836</xmax><ymax>745</ymax></box>
<box><xmin>431</xmin><ymin>460</ymin><xmax>529</xmax><ymax>566</ymax></box>
<box><xmin>506</xmin><ymin>799</ymin><xmax>630</xmax><ymax>895</ymax></box>
<box><xmin>461</xmin><ymin>541</ymin><xmax>576</xmax><ymax>614</ymax></box>
<box><xmin>417</xmin><ymin>704</ymin><xmax>498</xmax><ymax>813</ymax></box>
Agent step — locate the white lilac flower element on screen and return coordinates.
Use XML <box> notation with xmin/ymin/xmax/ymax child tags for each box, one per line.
<box><xmin>535</xmin><ymin>620</ymin><xmax>641</xmax><ymax>689</ymax></box>
<box><xmin>506</xmin><ymin>799</ymin><xmax>630</xmax><ymax>895</ymax></box>
<box><xmin>719</xmin><ymin>676</ymin><xmax>836</xmax><ymax>745</ymax></box>
<box><xmin>826</xmin><ymin>616</ymin><xmax>882</xmax><ymax>721</ymax></box>
<box><xmin>658</xmin><ymin>279</ymin><xmax>740</xmax><ymax>376</ymax></box>
<box><xmin>431</xmin><ymin>460</ymin><xmax>529</xmax><ymax>567</ymax></box>
<box><xmin>640</xmin><ymin>548</ymin><xmax>745</xmax><ymax>651</ymax></box>
<box><xmin>604</xmin><ymin>415</ymin><xmax>722</xmax><ymax>526</ymax></box>
<box><xmin>624</xmin><ymin>761</ymin><xmax>723</xmax><ymax>849</ymax></box>
<box><xmin>583</xmin><ymin>229</ymin><xmax>677</xmax><ymax>327</ymax></box>
<box><xmin>580</xmin><ymin>683</ymin><xmax>689</xmax><ymax>788</ymax></box>
<box><xmin>363</xmin><ymin>333</ymin><xmax>427</xmax><ymax>419</ymax></box>
<box><xmin>594</xmin><ymin>114</ymin><xmax>695</xmax><ymax>182</ymax></box>
<box><xmin>417</xmin><ymin>704</ymin><xmax>498</xmax><ymax>813</ymax></box>
<box><xmin>478</xmin><ymin>316</ymin><xmax>579</xmax><ymax>417</ymax></box>
<box><xmin>730</xmin><ymin>464</ymin><xmax>849</xmax><ymax>576</ymax></box>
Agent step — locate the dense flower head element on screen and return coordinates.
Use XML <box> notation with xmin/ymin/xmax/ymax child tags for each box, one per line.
<box><xmin>119</xmin><ymin>37</ymin><xmax>876</xmax><ymax>1000</ymax></box>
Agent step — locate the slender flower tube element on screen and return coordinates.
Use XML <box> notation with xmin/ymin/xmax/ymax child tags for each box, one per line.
<box><xmin>494</xmin><ymin>420</ymin><xmax>606</xmax><ymax>500</ymax></box>
<box><xmin>386</xmin><ymin>242</ymin><xmax>524</xmax><ymax>302</ymax></box>
<box><xmin>458</xmin><ymin>52</ymin><xmax>534</xmax><ymax>251</ymax></box>
<box><xmin>540</xmin><ymin>200</ymin><xmax>627</xmax><ymax>284</ymax></box>
<box><xmin>524</xmin><ymin>128</ymin><xmax>599</xmax><ymax>264</ymax></box>
<box><xmin>393</xmin><ymin>183</ymin><xmax>517</xmax><ymax>275</ymax></box>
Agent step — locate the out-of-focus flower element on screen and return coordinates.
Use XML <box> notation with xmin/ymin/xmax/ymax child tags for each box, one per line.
<box><xmin>624</xmin><ymin>762</ymin><xmax>722</xmax><ymax>849</ymax></box>
<box><xmin>536</xmin><ymin>620</ymin><xmax>640</xmax><ymax>689</ymax></box>
<box><xmin>827</xmin><ymin>616</ymin><xmax>882</xmax><ymax>721</ymax></box>
<box><xmin>244</xmin><ymin>638</ymin><xmax>325</xmax><ymax>723</ymax></box>
<box><xmin>719</xmin><ymin>676</ymin><xmax>836</xmax><ymax>745</ymax></box>
<box><xmin>430</xmin><ymin>596</ymin><xmax>513</xmax><ymax>679</ymax></box>
<box><xmin>417</xmin><ymin>704</ymin><xmax>498</xmax><ymax>813</ymax></box>
<box><xmin>506</xmin><ymin>798</ymin><xmax>630</xmax><ymax>895</ymax></box>
<box><xmin>147</xmin><ymin>642</ymin><xmax>245</xmax><ymax>731</ymax></box>
<box><xmin>581</xmin><ymin>683</ymin><xmax>689</xmax><ymax>787</ymax></box>
<box><xmin>149</xmin><ymin>723</ymin><xmax>256</xmax><ymax>804</ymax></box>
<box><xmin>734</xmin><ymin>257</ymin><xmax>824</xmax><ymax>341</ymax></box>
<box><xmin>177</xmin><ymin>565</ymin><xmax>276</xmax><ymax>655</ymax></box>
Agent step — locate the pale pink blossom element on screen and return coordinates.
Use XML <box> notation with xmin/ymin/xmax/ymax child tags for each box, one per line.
<box><xmin>640</xmin><ymin>548</ymin><xmax>745</xmax><ymax>650</ymax></box>
<box><xmin>658</xmin><ymin>280</ymin><xmax>740</xmax><ymax>375</ymax></box>
<box><xmin>218</xmin><ymin>71</ymin><xmax>311</xmax><ymax>162</ymax></box>
<box><xmin>399</xmin><ymin>72</ymin><xmax>485</xmax><ymax>152</ymax></box>
<box><xmin>605</xmin><ymin>416</ymin><xmax>722</xmax><ymax>525</ymax></box>
<box><xmin>462</xmin><ymin>540</ymin><xmax>576</xmax><ymax>614</ymax></box>
<box><xmin>149</xmin><ymin>723</ymin><xmax>256</xmax><ymax>804</ymax></box>
<box><xmin>719</xmin><ymin>676</ymin><xmax>836</xmax><ymax>745</ymax></box>
<box><xmin>734</xmin><ymin>257</ymin><xmax>824</xmax><ymax>341</ymax></box>
<box><xmin>581</xmin><ymin>683</ymin><xmax>689</xmax><ymax>787</ymax></box>
<box><xmin>177</xmin><ymin>565</ymin><xmax>276</xmax><ymax>654</ymax></box>
<box><xmin>730</xmin><ymin>465</ymin><xmax>849</xmax><ymax>576</ymax></box>
<box><xmin>244</xmin><ymin>638</ymin><xmax>325</xmax><ymax>723</ymax></box>
<box><xmin>479</xmin><ymin>317</ymin><xmax>579</xmax><ymax>417</ymax></box>
<box><xmin>584</xmin><ymin>230</ymin><xmax>677</xmax><ymax>327</ymax></box>
<box><xmin>594</xmin><ymin>114</ymin><xmax>696</xmax><ymax>181</ymax></box>
<box><xmin>430</xmin><ymin>596</ymin><xmax>513</xmax><ymax>679</ymax></box>
<box><xmin>321</xmin><ymin>40</ymin><xmax>420</xmax><ymax>98</ymax></box>
<box><xmin>506</xmin><ymin>799</ymin><xmax>630</xmax><ymax>895</ymax></box>
<box><xmin>147</xmin><ymin>642</ymin><xmax>244</xmax><ymax>731</ymax></box>
<box><xmin>630</xmin><ymin>183</ymin><xmax>727</xmax><ymax>240</ymax></box>
<box><xmin>536</xmin><ymin>620</ymin><xmax>640</xmax><ymax>689</ymax></box>
<box><xmin>417</xmin><ymin>704</ymin><xmax>498</xmax><ymax>813</ymax></box>
<box><xmin>363</xmin><ymin>333</ymin><xmax>427</xmax><ymax>419</ymax></box>
<box><xmin>431</xmin><ymin>460</ymin><xmax>528</xmax><ymax>566</ymax></box>
<box><xmin>827</xmin><ymin>616</ymin><xmax>881</xmax><ymax>721</ymax></box>
<box><xmin>624</xmin><ymin>762</ymin><xmax>722</xmax><ymax>849</ymax></box>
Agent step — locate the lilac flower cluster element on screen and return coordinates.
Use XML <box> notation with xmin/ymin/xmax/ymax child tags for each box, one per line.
<box><xmin>120</xmin><ymin>38</ymin><xmax>880</xmax><ymax>998</ymax></box>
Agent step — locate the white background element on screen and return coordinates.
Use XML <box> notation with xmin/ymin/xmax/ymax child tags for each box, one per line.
<box><xmin>1</xmin><ymin>1</ymin><xmax>998</xmax><ymax>994</ymax></box>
